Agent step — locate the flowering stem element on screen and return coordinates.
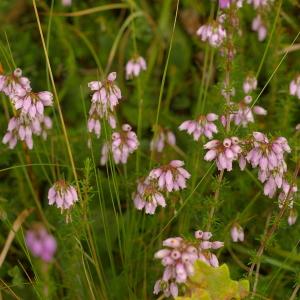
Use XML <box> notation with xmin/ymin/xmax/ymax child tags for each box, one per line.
<box><xmin>32</xmin><ymin>0</ymin><xmax>81</xmax><ymax>199</ymax></box>
<box><xmin>206</xmin><ymin>169</ymin><xmax>224</xmax><ymax>231</ymax></box>
<box><xmin>150</xmin><ymin>0</ymin><xmax>180</xmax><ymax>168</ymax></box>
<box><xmin>251</xmin><ymin>214</ymin><xmax>271</xmax><ymax>298</ymax></box>
<box><xmin>128</xmin><ymin>1</ymin><xmax>144</xmax><ymax>176</ymax></box>
<box><xmin>195</xmin><ymin>2</ymin><xmax>216</xmax><ymax>116</ymax></box>
<box><xmin>255</xmin><ymin>0</ymin><xmax>282</xmax><ymax>78</ymax></box>
<box><xmin>206</xmin><ymin>7</ymin><xmax>234</xmax><ymax>230</ymax></box>
<box><xmin>248</xmin><ymin>161</ymin><xmax>300</xmax><ymax>282</ymax></box>
<box><xmin>105</xmin><ymin>11</ymin><xmax>144</xmax><ymax>75</ymax></box>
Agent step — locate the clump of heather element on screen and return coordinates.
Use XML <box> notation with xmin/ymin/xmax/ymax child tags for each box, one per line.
<box><xmin>2</xmin><ymin>1</ymin><xmax>300</xmax><ymax>299</ymax></box>
<box><xmin>153</xmin><ymin>230</ymin><xmax>223</xmax><ymax>298</ymax></box>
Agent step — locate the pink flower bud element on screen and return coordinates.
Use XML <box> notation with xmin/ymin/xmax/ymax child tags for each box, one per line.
<box><xmin>202</xmin><ymin>231</ymin><xmax>212</xmax><ymax>240</ymax></box>
<box><xmin>211</xmin><ymin>241</ymin><xmax>224</xmax><ymax>249</ymax></box>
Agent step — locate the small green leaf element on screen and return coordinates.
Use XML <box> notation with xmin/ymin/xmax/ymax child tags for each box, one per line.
<box><xmin>176</xmin><ymin>261</ymin><xmax>249</xmax><ymax>300</ymax></box>
<box><xmin>8</xmin><ymin>266</ymin><xmax>24</xmax><ymax>289</ymax></box>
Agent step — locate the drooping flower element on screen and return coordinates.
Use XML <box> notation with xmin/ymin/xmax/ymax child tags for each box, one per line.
<box><xmin>230</xmin><ymin>224</ymin><xmax>244</xmax><ymax>242</ymax></box>
<box><xmin>150</xmin><ymin>127</ymin><xmax>176</xmax><ymax>152</ymax></box>
<box><xmin>246</xmin><ymin>132</ymin><xmax>290</xmax><ymax>171</ymax></box>
<box><xmin>62</xmin><ymin>0</ymin><xmax>72</xmax><ymax>6</ymax></box>
<box><xmin>1</xmin><ymin>68</ymin><xmax>53</xmax><ymax>150</ymax></box>
<box><xmin>12</xmin><ymin>91</ymin><xmax>53</xmax><ymax>118</ymax></box>
<box><xmin>252</xmin><ymin>15</ymin><xmax>267</xmax><ymax>42</ymax></box>
<box><xmin>243</xmin><ymin>75</ymin><xmax>257</xmax><ymax>94</ymax></box>
<box><xmin>125</xmin><ymin>56</ymin><xmax>147</xmax><ymax>79</ymax></box>
<box><xmin>25</xmin><ymin>226</ymin><xmax>57</xmax><ymax>262</ymax></box>
<box><xmin>0</xmin><ymin>68</ymin><xmax>31</xmax><ymax>99</ymax></box>
<box><xmin>87</xmin><ymin>72</ymin><xmax>121</xmax><ymax>137</ymax></box>
<box><xmin>248</xmin><ymin>0</ymin><xmax>273</xmax><ymax>9</ymax></box>
<box><xmin>149</xmin><ymin>160</ymin><xmax>191</xmax><ymax>192</ymax></box>
<box><xmin>233</xmin><ymin>95</ymin><xmax>267</xmax><ymax>127</ymax></box>
<box><xmin>154</xmin><ymin>230</ymin><xmax>223</xmax><ymax>298</ymax></box>
<box><xmin>48</xmin><ymin>181</ymin><xmax>78</xmax><ymax>210</ymax></box>
<box><xmin>278</xmin><ymin>180</ymin><xmax>297</xmax><ymax>209</ymax></box>
<box><xmin>100</xmin><ymin>124</ymin><xmax>139</xmax><ymax>165</ymax></box>
<box><xmin>204</xmin><ymin>137</ymin><xmax>242</xmax><ymax>171</ymax></box>
<box><xmin>133</xmin><ymin>177</ymin><xmax>166</xmax><ymax>214</ymax></box>
<box><xmin>246</xmin><ymin>132</ymin><xmax>291</xmax><ymax>198</ymax></box>
<box><xmin>288</xmin><ymin>209</ymin><xmax>297</xmax><ymax>226</ymax></box>
<box><xmin>289</xmin><ymin>75</ymin><xmax>300</xmax><ymax>99</ymax></box>
<box><xmin>179</xmin><ymin>113</ymin><xmax>218</xmax><ymax>141</ymax></box>
<box><xmin>219</xmin><ymin>0</ymin><xmax>244</xmax><ymax>8</ymax></box>
<box><xmin>196</xmin><ymin>22</ymin><xmax>226</xmax><ymax>47</ymax></box>
<box><xmin>2</xmin><ymin>114</ymin><xmax>52</xmax><ymax>150</ymax></box>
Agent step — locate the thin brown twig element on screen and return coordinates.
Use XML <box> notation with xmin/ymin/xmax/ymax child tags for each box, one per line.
<box><xmin>0</xmin><ymin>208</ymin><xmax>34</xmax><ymax>268</ymax></box>
<box><xmin>252</xmin><ymin>214</ymin><xmax>272</xmax><ymax>297</ymax></box>
<box><xmin>0</xmin><ymin>279</ymin><xmax>20</xmax><ymax>300</ymax></box>
<box><xmin>289</xmin><ymin>284</ymin><xmax>300</xmax><ymax>300</ymax></box>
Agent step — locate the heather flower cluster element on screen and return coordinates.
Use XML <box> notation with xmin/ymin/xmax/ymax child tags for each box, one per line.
<box><xmin>100</xmin><ymin>124</ymin><xmax>139</xmax><ymax>165</ymax></box>
<box><xmin>289</xmin><ymin>75</ymin><xmax>300</xmax><ymax>99</ymax></box>
<box><xmin>232</xmin><ymin>95</ymin><xmax>267</xmax><ymax>127</ymax></box>
<box><xmin>62</xmin><ymin>0</ymin><xmax>72</xmax><ymax>6</ymax></box>
<box><xmin>25</xmin><ymin>226</ymin><xmax>57</xmax><ymax>262</ymax></box>
<box><xmin>196</xmin><ymin>22</ymin><xmax>226</xmax><ymax>48</ymax></box>
<box><xmin>0</xmin><ymin>68</ymin><xmax>53</xmax><ymax>149</ymax></box>
<box><xmin>252</xmin><ymin>15</ymin><xmax>267</xmax><ymax>42</ymax></box>
<box><xmin>248</xmin><ymin>0</ymin><xmax>274</xmax><ymax>42</ymax></box>
<box><xmin>150</xmin><ymin>127</ymin><xmax>176</xmax><ymax>152</ymax></box>
<box><xmin>231</xmin><ymin>224</ymin><xmax>245</xmax><ymax>242</ymax></box>
<box><xmin>204</xmin><ymin>137</ymin><xmax>242</xmax><ymax>171</ymax></box>
<box><xmin>125</xmin><ymin>56</ymin><xmax>147</xmax><ymax>79</ymax></box>
<box><xmin>48</xmin><ymin>180</ymin><xmax>78</xmax><ymax>210</ymax></box>
<box><xmin>133</xmin><ymin>177</ymin><xmax>166</xmax><ymax>214</ymax></box>
<box><xmin>133</xmin><ymin>160</ymin><xmax>190</xmax><ymax>214</ymax></box>
<box><xmin>179</xmin><ymin>113</ymin><xmax>218</xmax><ymax>141</ymax></box>
<box><xmin>219</xmin><ymin>0</ymin><xmax>244</xmax><ymax>9</ymax></box>
<box><xmin>248</xmin><ymin>0</ymin><xmax>273</xmax><ymax>9</ymax></box>
<box><xmin>153</xmin><ymin>230</ymin><xmax>223</xmax><ymax>298</ymax></box>
<box><xmin>245</xmin><ymin>132</ymin><xmax>291</xmax><ymax>198</ymax></box>
<box><xmin>243</xmin><ymin>75</ymin><xmax>257</xmax><ymax>94</ymax></box>
<box><xmin>288</xmin><ymin>209</ymin><xmax>297</xmax><ymax>226</ymax></box>
<box><xmin>87</xmin><ymin>72</ymin><xmax>120</xmax><ymax>139</ymax></box>
<box><xmin>87</xmin><ymin>72</ymin><xmax>139</xmax><ymax>165</ymax></box>
<box><xmin>149</xmin><ymin>160</ymin><xmax>191</xmax><ymax>192</ymax></box>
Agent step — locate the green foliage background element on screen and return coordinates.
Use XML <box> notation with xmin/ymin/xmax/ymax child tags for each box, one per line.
<box><xmin>0</xmin><ymin>0</ymin><xmax>299</xmax><ymax>299</ymax></box>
